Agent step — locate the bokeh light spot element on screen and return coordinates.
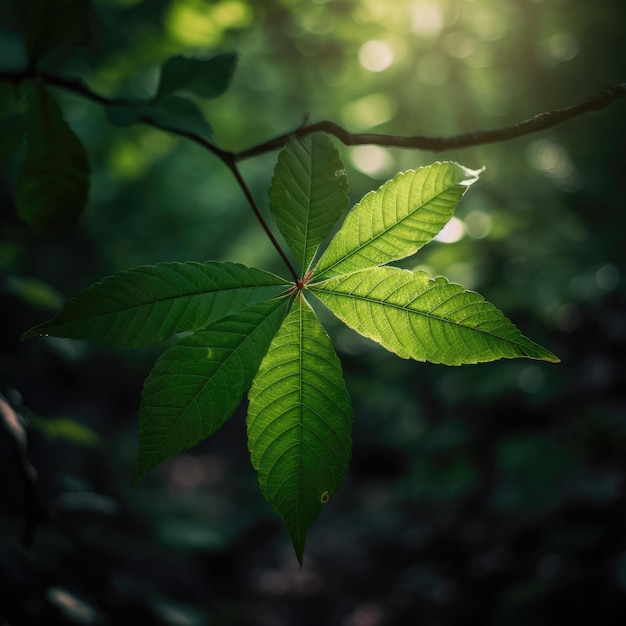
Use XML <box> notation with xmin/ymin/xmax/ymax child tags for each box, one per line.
<box><xmin>527</xmin><ymin>139</ymin><xmax>576</xmax><ymax>184</ymax></box>
<box><xmin>342</xmin><ymin>92</ymin><xmax>395</xmax><ymax>130</ymax></box>
<box><xmin>465</xmin><ymin>210</ymin><xmax>493</xmax><ymax>239</ymax></box>
<box><xmin>541</xmin><ymin>32</ymin><xmax>579</xmax><ymax>66</ymax></box>
<box><xmin>443</xmin><ymin>32</ymin><xmax>476</xmax><ymax>59</ymax></box>
<box><xmin>411</xmin><ymin>2</ymin><xmax>444</xmax><ymax>39</ymax></box>
<box><xmin>446</xmin><ymin>261</ymin><xmax>478</xmax><ymax>290</ymax></box>
<box><xmin>167</xmin><ymin>2</ymin><xmax>222</xmax><ymax>47</ymax></box>
<box><xmin>596</xmin><ymin>264</ymin><xmax>620</xmax><ymax>292</ymax></box>
<box><xmin>468</xmin><ymin>8</ymin><xmax>507</xmax><ymax>41</ymax></box>
<box><xmin>434</xmin><ymin>216</ymin><xmax>465</xmax><ymax>243</ymax></box>
<box><xmin>358</xmin><ymin>40</ymin><xmax>395</xmax><ymax>72</ymax></box>
<box><xmin>350</xmin><ymin>146</ymin><xmax>394</xmax><ymax>177</ymax></box>
<box><xmin>109</xmin><ymin>141</ymin><xmax>150</xmax><ymax>179</ymax></box>
<box><xmin>166</xmin><ymin>0</ymin><xmax>251</xmax><ymax>47</ymax></box>
<box><xmin>211</xmin><ymin>0</ymin><xmax>253</xmax><ymax>29</ymax></box>
<box><xmin>518</xmin><ymin>365</ymin><xmax>545</xmax><ymax>394</ymax></box>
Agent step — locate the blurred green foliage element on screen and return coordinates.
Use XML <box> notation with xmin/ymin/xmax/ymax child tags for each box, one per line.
<box><xmin>1</xmin><ymin>0</ymin><xmax>626</xmax><ymax>624</ymax></box>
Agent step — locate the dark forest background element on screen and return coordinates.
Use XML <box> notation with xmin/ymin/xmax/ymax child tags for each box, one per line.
<box><xmin>1</xmin><ymin>0</ymin><xmax>626</xmax><ymax>624</ymax></box>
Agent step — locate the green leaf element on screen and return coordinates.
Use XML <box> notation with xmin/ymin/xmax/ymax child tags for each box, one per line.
<box><xmin>30</xmin><ymin>415</ymin><xmax>100</xmax><ymax>447</ymax></box>
<box><xmin>247</xmin><ymin>294</ymin><xmax>353</xmax><ymax>563</ymax></box>
<box><xmin>313</xmin><ymin>162</ymin><xmax>482</xmax><ymax>280</ymax></box>
<box><xmin>269</xmin><ymin>134</ymin><xmax>348</xmax><ymax>274</ymax></box>
<box><xmin>107</xmin><ymin>95</ymin><xmax>215</xmax><ymax>141</ymax></box>
<box><xmin>0</xmin><ymin>82</ymin><xmax>27</xmax><ymax>119</ymax></box>
<box><xmin>155</xmin><ymin>53</ymin><xmax>239</xmax><ymax>101</ymax></box>
<box><xmin>0</xmin><ymin>115</ymin><xmax>24</xmax><ymax>163</ymax></box>
<box><xmin>5</xmin><ymin>273</ymin><xmax>64</xmax><ymax>310</ymax></box>
<box><xmin>22</xmin><ymin>261</ymin><xmax>290</xmax><ymax>347</ymax></box>
<box><xmin>19</xmin><ymin>0</ymin><xmax>90</xmax><ymax>63</ymax></box>
<box><xmin>310</xmin><ymin>267</ymin><xmax>559</xmax><ymax>364</ymax></box>
<box><xmin>135</xmin><ymin>297</ymin><xmax>289</xmax><ymax>483</ymax></box>
<box><xmin>15</xmin><ymin>84</ymin><xmax>89</xmax><ymax>234</ymax></box>
<box><xmin>0</xmin><ymin>84</ymin><xmax>27</xmax><ymax>162</ymax></box>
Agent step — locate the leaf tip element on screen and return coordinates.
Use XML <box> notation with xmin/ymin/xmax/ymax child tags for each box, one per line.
<box><xmin>21</xmin><ymin>325</ymin><xmax>46</xmax><ymax>341</ymax></box>
<box><xmin>293</xmin><ymin>543</ymin><xmax>305</xmax><ymax>568</ymax></box>
<box><xmin>285</xmin><ymin>524</ymin><xmax>308</xmax><ymax>568</ymax></box>
<box><xmin>458</xmin><ymin>163</ymin><xmax>485</xmax><ymax>186</ymax></box>
<box><xmin>527</xmin><ymin>344</ymin><xmax>560</xmax><ymax>363</ymax></box>
<box><xmin>543</xmin><ymin>352</ymin><xmax>561</xmax><ymax>364</ymax></box>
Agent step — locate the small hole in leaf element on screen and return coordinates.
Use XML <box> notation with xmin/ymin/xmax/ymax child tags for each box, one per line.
<box><xmin>321</xmin><ymin>491</ymin><xmax>329</xmax><ymax>504</ymax></box>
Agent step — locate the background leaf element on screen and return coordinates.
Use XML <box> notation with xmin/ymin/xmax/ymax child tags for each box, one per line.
<box><xmin>310</xmin><ymin>267</ymin><xmax>559</xmax><ymax>364</ymax></box>
<box><xmin>4</xmin><ymin>273</ymin><xmax>64</xmax><ymax>310</ymax></box>
<box><xmin>0</xmin><ymin>83</ymin><xmax>26</xmax><ymax>162</ymax></box>
<box><xmin>0</xmin><ymin>115</ymin><xmax>24</xmax><ymax>163</ymax></box>
<box><xmin>155</xmin><ymin>53</ymin><xmax>239</xmax><ymax>101</ymax></box>
<box><xmin>0</xmin><ymin>82</ymin><xmax>27</xmax><ymax>118</ymax></box>
<box><xmin>313</xmin><ymin>162</ymin><xmax>482</xmax><ymax>279</ymax></box>
<box><xmin>247</xmin><ymin>294</ymin><xmax>353</xmax><ymax>563</ymax></box>
<box><xmin>135</xmin><ymin>297</ymin><xmax>289</xmax><ymax>483</ymax></box>
<box><xmin>19</xmin><ymin>0</ymin><xmax>90</xmax><ymax>63</ymax></box>
<box><xmin>29</xmin><ymin>415</ymin><xmax>100</xmax><ymax>447</ymax></box>
<box><xmin>107</xmin><ymin>95</ymin><xmax>215</xmax><ymax>141</ymax></box>
<box><xmin>22</xmin><ymin>261</ymin><xmax>290</xmax><ymax>347</ymax></box>
<box><xmin>269</xmin><ymin>134</ymin><xmax>348</xmax><ymax>274</ymax></box>
<box><xmin>15</xmin><ymin>84</ymin><xmax>89</xmax><ymax>234</ymax></box>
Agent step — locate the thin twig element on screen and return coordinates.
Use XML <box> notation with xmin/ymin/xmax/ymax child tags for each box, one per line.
<box><xmin>236</xmin><ymin>83</ymin><xmax>626</xmax><ymax>159</ymax></box>
<box><xmin>3</xmin><ymin>69</ymin><xmax>624</xmax><ymax>161</ymax></box>
<box><xmin>0</xmin><ymin>69</ymin><xmax>233</xmax><ymax>162</ymax></box>
<box><xmin>1</xmin><ymin>68</ymin><xmax>300</xmax><ymax>277</ymax></box>
<box><xmin>225</xmin><ymin>159</ymin><xmax>300</xmax><ymax>281</ymax></box>
<box><xmin>2</xmin><ymin>68</ymin><xmax>625</xmax><ymax>280</ymax></box>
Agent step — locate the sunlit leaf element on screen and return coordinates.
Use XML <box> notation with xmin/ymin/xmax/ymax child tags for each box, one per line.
<box><xmin>247</xmin><ymin>294</ymin><xmax>352</xmax><ymax>563</ymax></box>
<box><xmin>15</xmin><ymin>84</ymin><xmax>89</xmax><ymax>234</ymax></box>
<box><xmin>269</xmin><ymin>134</ymin><xmax>348</xmax><ymax>273</ymax></box>
<box><xmin>22</xmin><ymin>261</ymin><xmax>290</xmax><ymax>347</ymax></box>
<box><xmin>313</xmin><ymin>162</ymin><xmax>482</xmax><ymax>279</ymax></box>
<box><xmin>136</xmin><ymin>297</ymin><xmax>289</xmax><ymax>482</ymax></box>
<box><xmin>155</xmin><ymin>53</ymin><xmax>239</xmax><ymax>101</ymax></box>
<box><xmin>310</xmin><ymin>267</ymin><xmax>559</xmax><ymax>364</ymax></box>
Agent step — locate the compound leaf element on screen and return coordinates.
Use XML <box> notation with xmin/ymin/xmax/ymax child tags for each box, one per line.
<box><xmin>135</xmin><ymin>297</ymin><xmax>290</xmax><ymax>483</ymax></box>
<box><xmin>313</xmin><ymin>162</ymin><xmax>482</xmax><ymax>280</ymax></box>
<box><xmin>16</xmin><ymin>84</ymin><xmax>89</xmax><ymax>234</ymax></box>
<box><xmin>269</xmin><ymin>134</ymin><xmax>348</xmax><ymax>274</ymax></box>
<box><xmin>22</xmin><ymin>261</ymin><xmax>290</xmax><ymax>347</ymax></box>
<box><xmin>155</xmin><ymin>53</ymin><xmax>238</xmax><ymax>101</ymax></box>
<box><xmin>247</xmin><ymin>294</ymin><xmax>352</xmax><ymax>564</ymax></box>
<box><xmin>310</xmin><ymin>267</ymin><xmax>559</xmax><ymax>365</ymax></box>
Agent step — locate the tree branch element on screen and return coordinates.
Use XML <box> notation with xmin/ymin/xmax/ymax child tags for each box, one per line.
<box><xmin>2</xmin><ymin>68</ymin><xmax>625</xmax><ymax>275</ymax></box>
<box><xmin>3</xmin><ymin>68</ymin><xmax>624</xmax><ymax>160</ymax></box>
<box><xmin>224</xmin><ymin>159</ymin><xmax>300</xmax><ymax>281</ymax></box>
<box><xmin>0</xmin><ymin>69</ymin><xmax>234</xmax><ymax>162</ymax></box>
<box><xmin>235</xmin><ymin>83</ymin><xmax>626</xmax><ymax>159</ymax></box>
